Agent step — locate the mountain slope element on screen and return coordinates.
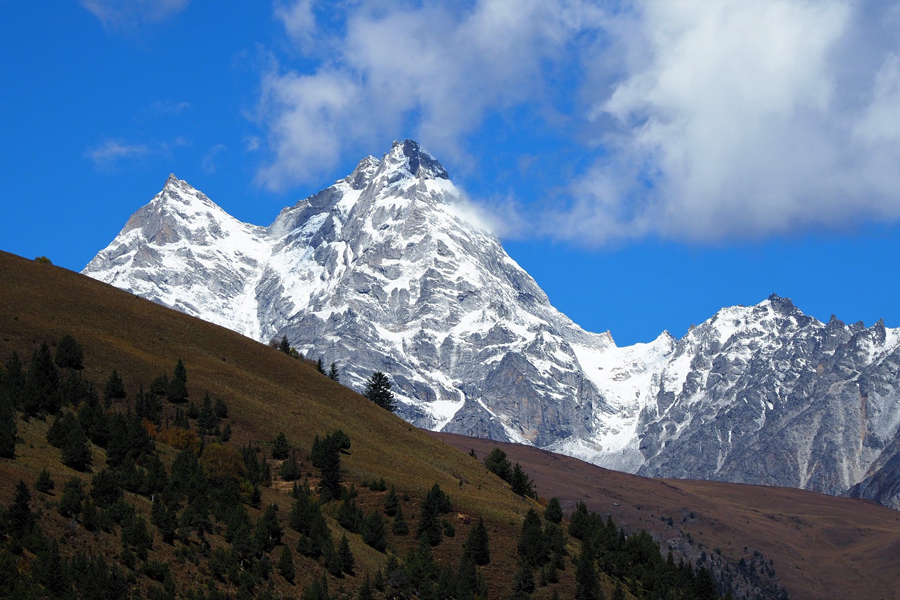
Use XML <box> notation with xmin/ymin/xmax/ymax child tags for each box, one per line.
<box><xmin>7</xmin><ymin>250</ymin><xmax>900</xmax><ymax>600</ymax></box>
<box><xmin>83</xmin><ymin>141</ymin><xmax>900</xmax><ymax>506</ymax></box>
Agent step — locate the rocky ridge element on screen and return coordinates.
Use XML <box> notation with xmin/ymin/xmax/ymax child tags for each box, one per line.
<box><xmin>84</xmin><ymin>140</ymin><xmax>900</xmax><ymax>507</ymax></box>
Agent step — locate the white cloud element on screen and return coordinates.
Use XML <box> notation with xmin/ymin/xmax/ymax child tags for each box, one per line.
<box><xmin>553</xmin><ymin>0</ymin><xmax>900</xmax><ymax>243</ymax></box>
<box><xmin>258</xmin><ymin>0</ymin><xmax>900</xmax><ymax>243</ymax></box>
<box><xmin>81</xmin><ymin>0</ymin><xmax>189</xmax><ymax>29</ymax></box>
<box><xmin>256</xmin><ymin>0</ymin><xmax>604</xmax><ymax>191</ymax></box>
<box><xmin>86</xmin><ymin>140</ymin><xmax>150</xmax><ymax>167</ymax></box>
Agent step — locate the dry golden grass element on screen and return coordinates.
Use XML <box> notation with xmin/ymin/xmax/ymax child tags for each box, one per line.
<box><xmin>436</xmin><ymin>432</ymin><xmax>900</xmax><ymax>600</ymax></box>
<box><xmin>0</xmin><ymin>250</ymin><xmax>557</xmax><ymax>597</ymax></box>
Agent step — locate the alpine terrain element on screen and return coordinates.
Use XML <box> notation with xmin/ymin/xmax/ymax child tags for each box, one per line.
<box><xmin>84</xmin><ymin>140</ymin><xmax>900</xmax><ymax>507</ymax></box>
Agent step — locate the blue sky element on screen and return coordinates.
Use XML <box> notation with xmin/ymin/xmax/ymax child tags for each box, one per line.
<box><xmin>2</xmin><ymin>1</ymin><xmax>899</xmax><ymax>346</ymax></box>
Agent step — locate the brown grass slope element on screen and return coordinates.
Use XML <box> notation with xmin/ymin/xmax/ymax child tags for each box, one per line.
<box><xmin>0</xmin><ymin>250</ymin><xmax>553</xmax><ymax>598</ymax></box>
<box><xmin>435</xmin><ymin>433</ymin><xmax>900</xmax><ymax>600</ymax></box>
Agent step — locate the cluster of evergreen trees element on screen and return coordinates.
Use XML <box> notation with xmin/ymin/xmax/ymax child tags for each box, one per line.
<box><xmin>568</xmin><ymin>501</ymin><xmax>725</xmax><ymax>600</ymax></box>
<box><xmin>483</xmin><ymin>447</ymin><xmax>537</xmax><ymax>498</ymax></box>
<box><xmin>1</xmin><ymin>333</ymin><xmax>750</xmax><ymax>600</ymax></box>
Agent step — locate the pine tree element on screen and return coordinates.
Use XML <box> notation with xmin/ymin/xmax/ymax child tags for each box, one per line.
<box><xmin>518</xmin><ymin>509</ymin><xmax>549</xmax><ymax>568</ymax></box>
<box><xmin>338</xmin><ymin>534</ymin><xmax>355</xmax><ymax>575</ymax></box>
<box><xmin>167</xmin><ymin>359</ymin><xmax>188</xmax><ymax>403</ymax></box>
<box><xmin>544</xmin><ymin>497</ymin><xmax>563</xmax><ymax>524</ymax></box>
<box><xmin>278</xmin><ymin>545</ymin><xmax>295</xmax><ymax>583</ymax></box>
<box><xmin>8</xmin><ymin>480</ymin><xmax>35</xmax><ymax>536</ymax></box>
<box><xmin>484</xmin><ymin>447</ymin><xmax>511</xmax><ymax>481</ymax></box>
<box><xmin>417</xmin><ymin>484</ymin><xmax>452</xmax><ymax>546</ymax></box>
<box><xmin>3</xmin><ymin>351</ymin><xmax>25</xmax><ymax>410</ymax></box>
<box><xmin>575</xmin><ymin>540</ymin><xmax>601</xmax><ymax>600</ymax></box>
<box><xmin>465</xmin><ymin>516</ymin><xmax>491</xmax><ymax>566</ymax></box>
<box><xmin>23</xmin><ymin>341</ymin><xmax>61</xmax><ymax>415</ymax></box>
<box><xmin>363</xmin><ymin>371</ymin><xmax>395</xmax><ymax>412</ymax></box>
<box><xmin>34</xmin><ymin>468</ymin><xmax>54</xmax><ymax>494</ymax></box>
<box><xmin>59</xmin><ymin>477</ymin><xmax>85</xmax><ymax>517</ymax></box>
<box><xmin>362</xmin><ymin>510</ymin><xmax>388</xmax><ymax>552</ymax></box>
<box><xmin>358</xmin><ymin>573</ymin><xmax>374</xmax><ymax>600</ymax></box>
<box><xmin>254</xmin><ymin>503</ymin><xmax>283</xmax><ymax>552</ymax></box>
<box><xmin>214</xmin><ymin>397</ymin><xmax>229</xmax><ymax>418</ymax></box>
<box><xmin>316</xmin><ymin>357</ymin><xmax>326</xmax><ymax>375</ymax></box>
<box><xmin>511</xmin><ymin>560</ymin><xmax>535</xmax><ymax>600</ymax></box>
<box><xmin>197</xmin><ymin>391</ymin><xmax>217</xmax><ymax>433</ymax></box>
<box><xmin>272</xmin><ymin>431</ymin><xmax>291</xmax><ymax>460</ymax></box>
<box><xmin>278</xmin><ymin>335</ymin><xmax>291</xmax><ymax>355</ymax></box>
<box><xmin>392</xmin><ymin>504</ymin><xmax>410</xmax><ymax>536</ymax></box>
<box><xmin>510</xmin><ymin>462</ymin><xmax>537</xmax><ymax>498</ymax></box>
<box><xmin>60</xmin><ymin>420</ymin><xmax>92</xmax><ymax>471</ymax></box>
<box><xmin>384</xmin><ymin>484</ymin><xmax>399</xmax><ymax>516</ymax></box>
<box><xmin>279</xmin><ymin>450</ymin><xmax>302</xmax><ymax>481</ymax></box>
<box><xmin>328</xmin><ymin>362</ymin><xmax>340</xmax><ymax>382</ymax></box>
<box><xmin>0</xmin><ymin>385</ymin><xmax>16</xmax><ymax>458</ymax></box>
<box><xmin>55</xmin><ymin>334</ymin><xmax>84</xmax><ymax>369</ymax></box>
<box><xmin>103</xmin><ymin>369</ymin><xmax>126</xmax><ymax>405</ymax></box>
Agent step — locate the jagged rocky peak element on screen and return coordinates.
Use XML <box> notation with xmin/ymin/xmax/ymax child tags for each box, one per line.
<box><xmin>345</xmin><ymin>156</ymin><xmax>381</xmax><ymax>190</ymax></box>
<box><xmin>84</xmin><ymin>140</ymin><xmax>900</xmax><ymax>511</ymax></box>
<box><xmin>377</xmin><ymin>139</ymin><xmax>449</xmax><ymax>182</ymax></box>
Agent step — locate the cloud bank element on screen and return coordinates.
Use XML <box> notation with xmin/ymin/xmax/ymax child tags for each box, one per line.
<box><xmin>82</xmin><ymin>0</ymin><xmax>189</xmax><ymax>29</ymax></box>
<box><xmin>257</xmin><ymin>0</ymin><xmax>900</xmax><ymax>244</ymax></box>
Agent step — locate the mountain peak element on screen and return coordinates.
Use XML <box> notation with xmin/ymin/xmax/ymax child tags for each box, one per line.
<box><xmin>380</xmin><ymin>139</ymin><xmax>449</xmax><ymax>180</ymax></box>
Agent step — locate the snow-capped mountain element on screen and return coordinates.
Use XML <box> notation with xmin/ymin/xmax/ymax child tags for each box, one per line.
<box><xmin>84</xmin><ymin>140</ymin><xmax>900</xmax><ymax>507</ymax></box>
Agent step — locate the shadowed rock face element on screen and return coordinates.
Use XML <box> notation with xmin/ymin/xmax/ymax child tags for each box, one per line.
<box><xmin>84</xmin><ymin>141</ymin><xmax>900</xmax><ymax>507</ymax></box>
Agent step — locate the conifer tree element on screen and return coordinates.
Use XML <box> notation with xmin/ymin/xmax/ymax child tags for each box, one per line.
<box><xmin>278</xmin><ymin>335</ymin><xmax>291</xmax><ymax>355</ymax></box>
<box><xmin>23</xmin><ymin>341</ymin><xmax>61</xmax><ymax>415</ymax></box>
<box><xmin>575</xmin><ymin>540</ymin><xmax>602</xmax><ymax>600</ymax></box>
<box><xmin>59</xmin><ymin>477</ymin><xmax>85</xmax><ymax>517</ymax></box>
<box><xmin>362</xmin><ymin>510</ymin><xmax>388</xmax><ymax>552</ymax></box>
<box><xmin>316</xmin><ymin>357</ymin><xmax>326</xmax><ymax>374</ymax></box>
<box><xmin>0</xmin><ymin>386</ymin><xmax>16</xmax><ymax>458</ymax></box>
<box><xmin>55</xmin><ymin>334</ymin><xmax>84</xmax><ymax>370</ymax></box>
<box><xmin>392</xmin><ymin>504</ymin><xmax>410</xmax><ymax>536</ymax></box>
<box><xmin>34</xmin><ymin>468</ymin><xmax>54</xmax><ymax>494</ymax></box>
<box><xmin>3</xmin><ymin>351</ymin><xmax>25</xmax><ymax>410</ymax></box>
<box><xmin>103</xmin><ymin>369</ymin><xmax>126</xmax><ymax>405</ymax></box>
<box><xmin>484</xmin><ymin>447</ymin><xmax>512</xmax><ymax>481</ymax></box>
<box><xmin>278</xmin><ymin>545</ymin><xmax>295</xmax><ymax>583</ymax></box>
<box><xmin>418</xmin><ymin>484</ymin><xmax>452</xmax><ymax>546</ymax></box>
<box><xmin>167</xmin><ymin>359</ymin><xmax>188</xmax><ymax>403</ymax></box>
<box><xmin>518</xmin><ymin>509</ymin><xmax>549</xmax><ymax>568</ymax></box>
<box><xmin>338</xmin><ymin>534</ymin><xmax>355</xmax><ymax>575</ymax></box>
<box><xmin>512</xmin><ymin>560</ymin><xmax>536</xmax><ymax>600</ymax></box>
<box><xmin>384</xmin><ymin>484</ymin><xmax>399</xmax><ymax>516</ymax></box>
<box><xmin>198</xmin><ymin>391</ymin><xmax>217</xmax><ymax>433</ymax></box>
<box><xmin>8</xmin><ymin>480</ymin><xmax>35</xmax><ymax>536</ymax></box>
<box><xmin>214</xmin><ymin>397</ymin><xmax>228</xmax><ymax>418</ymax></box>
<box><xmin>60</xmin><ymin>420</ymin><xmax>92</xmax><ymax>471</ymax></box>
<box><xmin>544</xmin><ymin>497</ymin><xmax>563</xmax><ymax>524</ymax></box>
<box><xmin>328</xmin><ymin>362</ymin><xmax>340</xmax><ymax>382</ymax></box>
<box><xmin>465</xmin><ymin>516</ymin><xmax>491</xmax><ymax>566</ymax></box>
<box><xmin>272</xmin><ymin>431</ymin><xmax>291</xmax><ymax>460</ymax></box>
<box><xmin>510</xmin><ymin>462</ymin><xmax>537</xmax><ymax>498</ymax></box>
<box><xmin>363</xmin><ymin>371</ymin><xmax>395</xmax><ymax>412</ymax></box>
<box><xmin>255</xmin><ymin>503</ymin><xmax>283</xmax><ymax>552</ymax></box>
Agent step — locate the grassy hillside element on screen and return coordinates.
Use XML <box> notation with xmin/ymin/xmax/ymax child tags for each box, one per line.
<box><xmin>436</xmin><ymin>426</ymin><xmax>900</xmax><ymax>600</ymax></box>
<box><xmin>2</xmin><ymin>249</ymin><xmax>894</xmax><ymax>600</ymax></box>
<box><xmin>5</xmin><ymin>250</ymin><xmax>714</xmax><ymax>600</ymax></box>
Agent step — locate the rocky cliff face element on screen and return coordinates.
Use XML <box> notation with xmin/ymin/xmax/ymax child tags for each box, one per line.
<box><xmin>84</xmin><ymin>140</ymin><xmax>900</xmax><ymax>506</ymax></box>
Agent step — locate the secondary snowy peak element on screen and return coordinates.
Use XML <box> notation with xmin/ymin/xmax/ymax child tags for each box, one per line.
<box><xmin>83</xmin><ymin>175</ymin><xmax>269</xmax><ymax>340</ymax></box>
<box><xmin>84</xmin><ymin>141</ymin><xmax>900</xmax><ymax>509</ymax></box>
